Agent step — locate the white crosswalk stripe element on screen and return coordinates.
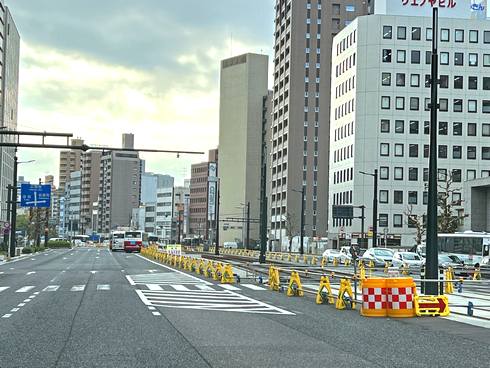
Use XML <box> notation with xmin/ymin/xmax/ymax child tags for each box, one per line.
<box><xmin>0</xmin><ymin>286</ymin><xmax>9</xmax><ymax>293</ymax></box>
<box><xmin>241</xmin><ymin>284</ymin><xmax>266</xmax><ymax>291</ymax></box>
<box><xmin>135</xmin><ymin>289</ymin><xmax>294</xmax><ymax>315</ymax></box>
<box><xmin>70</xmin><ymin>285</ymin><xmax>86</xmax><ymax>292</ymax></box>
<box><xmin>16</xmin><ymin>286</ymin><xmax>35</xmax><ymax>293</ymax></box>
<box><xmin>194</xmin><ymin>284</ymin><xmax>215</xmax><ymax>291</ymax></box>
<box><xmin>127</xmin><ymin>272</ymin><xmax>211</xmax><ymax>286</ymax></box>
<box><xmin>97</xmin><ymin>284</ymin><xmax>111</xmax><ymax>291</ymax></box>
<box><xmin>217</xmin><ymin>284</ymin><xmax>241</xmax><ymax>291</ymax></box>
<box><xmin>170</xmin><ymin>284</ymin><xmax>191</xmax><ymax>291</ymax></box>
<box><xmin>43</xmin><ymin>285</ymin><xmax>60</xmax><ymax>292</ymax></box>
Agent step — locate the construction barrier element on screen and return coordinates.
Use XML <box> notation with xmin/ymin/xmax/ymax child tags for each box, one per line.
<box><xmin>336</xmin><ymin>279</ymin><xmax>355</xmax><ymax>310</ymax></box>
<box><xmin>414</xmin><ymin>295</ymin><xmax>450</xmax><ymax>317</ymax></box>
<box><xmin>360</xmin><ymin>278</ymin><xmax>387</xmax><ymax>317</ymax></box>
<box><xmin>287</xmin><ymin>271</ymin><xmax>303</xmax><ymax>297</ymax></box>
<box><xmin>221</xmin><ymin>264</ymin><xmax>235</xmax><ymax>284</ymax></box>
<box><xmin>386</xmin><ymin>277</ymin><xmax>417</xmax><ymax>318</ymax></box>
<box><xmin>445</xmin><ymin>268</ymin><xmax>454</xmax><ymax>294</ymax></box>
<box><xmin>268</xmin><ymin>266</ymin><xmax>280</xmax><ymax>291</ymax></box>
<box><xmin>316</xmin><ymin>275</ymin><xmax>334</xmax><ymax>305</ymax></box>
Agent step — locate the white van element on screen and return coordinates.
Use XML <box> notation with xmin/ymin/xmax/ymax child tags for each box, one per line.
<box><xmin>223</xmin><ymin>241</ymin><xmax>238</xmax><ymax>249</ymax></box>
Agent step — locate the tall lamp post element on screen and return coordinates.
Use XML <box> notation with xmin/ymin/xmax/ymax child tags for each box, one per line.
<box><xmin>9</xmin><ymin>156</ymin><xmax>36</xmax><ymax>257</ymax></box>
<box><xmin>292</xmin><ymin>187</ymin><xmax>305</xmax><ymax>255</ymax></box>
<box><xmin>360</xmin><ymin>169</ymin><xmax>378</xmax><ymax>248</ymax></box>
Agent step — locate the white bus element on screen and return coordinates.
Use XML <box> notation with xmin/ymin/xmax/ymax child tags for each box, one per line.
<box><xmin>110</xmin><ymin>231</ymin><xmax>126</xmax><ymax>251</ymax></box>
<box><xmin>123</xmin><ymin>230</ymin><xmax>148</xmax><ymax>253</ymax></box>
<box><xmin>71</xmin><ymin>235</ymin><xmax>89</xmax><ymax>246</ymax></box>
<box><xmin>438</xmin><ymin>232</ymin><xmax>490</xmax><ymax>265</ymax></box>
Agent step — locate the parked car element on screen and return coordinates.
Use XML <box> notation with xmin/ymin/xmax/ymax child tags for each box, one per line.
<box><xmin>438</xmin><ymin>253</ymin><xmax>464</xmax><ymax>268</ymax></box>
<box><xmin>322</xmin><ymin>249</ymin><xmax>343</xmax><ymax>262</ymax></box>
<box><xmin>391</xmin><ymin>252</ymin><xmax>424</xmax><ymax>269</ymax></box>
<box><xmin>361</xmin><ymin>248</ymin><xmax>394</xmax><ymax>267</ymax></box>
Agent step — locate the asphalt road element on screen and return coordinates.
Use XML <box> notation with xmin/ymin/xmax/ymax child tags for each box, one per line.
<box><xmin>0</xmin><ymin>247</ymin><xmax>489</xmax><ymax>368</ymax></box>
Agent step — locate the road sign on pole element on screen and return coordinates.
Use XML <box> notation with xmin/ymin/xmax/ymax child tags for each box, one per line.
<box><xmin>20</xmin><ymin>184</ymin><xmax>51</xmax><ymax>208</ymax></box>
<box><xmin>332</xmin><ymin>205</ymin><xmax>354</xmax><ymax>219</ymax></box>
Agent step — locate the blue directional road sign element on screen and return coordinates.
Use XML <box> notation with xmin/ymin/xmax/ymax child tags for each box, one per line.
<box><xmin>20</xmin><ymin>184</ymin><xmax>51</xmax><ymax>208</ymax></box>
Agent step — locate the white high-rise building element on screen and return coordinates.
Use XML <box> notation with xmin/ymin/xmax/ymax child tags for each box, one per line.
<box><xmin>329</xmin><ymin>0</ymin><xmax>490</xmax><ymax>248</ymax></box>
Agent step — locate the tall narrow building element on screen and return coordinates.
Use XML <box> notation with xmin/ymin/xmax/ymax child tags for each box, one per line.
<box><xmin>0</xmin><ymin>1</ymin><xmax>20</xmax><ymax>222</ymax></box>
<box><xmin>218</xmin><ymin>53</ymin><xmax>269</xmax><ymax>247</ymax></box>
<box><xmin>58</xmin><ymin>138</ymin><xmax>84</xmax><ymax>194</ymax></box>
<box><xmin>80</xmin><ymin>150</ymin><xmax>102</xmax><ymax>235</ymax></box>
<box><xmin>269</xmin><ymin>0</ymin><xmax>368</xmax><ymax>250</ymax></box>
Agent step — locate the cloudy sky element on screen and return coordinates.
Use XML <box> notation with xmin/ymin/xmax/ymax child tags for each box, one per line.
<box><xmin>7</xmin><ymin>0</ymin><xmax>275</xmax><ymax>186</ymax></box>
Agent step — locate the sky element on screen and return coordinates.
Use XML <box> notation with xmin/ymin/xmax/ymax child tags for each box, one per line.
<box><xmin>7</xmin><ymin>0</ymin><xmax>275</xmax><ymax>186</ymax></box>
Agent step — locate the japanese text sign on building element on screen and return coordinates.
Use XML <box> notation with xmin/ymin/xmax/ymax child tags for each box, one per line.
<box><xmin>20</xmin><ymin>184</ymin><xmax>51</xmax><ymax>208</ymax></box>
<box><xmin>375</xmin><ymin>0</ymin><xmax>488</xmax><ymax>19</ymax></box>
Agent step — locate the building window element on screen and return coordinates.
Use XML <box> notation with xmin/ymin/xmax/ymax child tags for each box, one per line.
<box><xmin>467</xmin><ymin>169</ymin><xmax>476</xmax><ymax>180</ymax></box>
<box><xmin>379</xmin><ymin>214</ymin><xmax>388</xmax><ymax>227</ymax></box>
<box><xmin>409</xmin><ymin>120</ymin><xmax>419</xmax><ymax>134</ymax></box>
<box><xmin>380</xmin><ymin>143</ymin><xmax>390</xmax><ymax>156</ymax></box>
<box><xmin>410</xmin><ymin>97</ymin><xmax>419</xmax><ymax>111</ymax></box>
<box><xmin>469</xmin><ymin>53</ymin><xmax>478</xmax><ymax>67</ymax></box>
<box><xmin>468</xmin><ymin>100</ymin><xmax>477</xmax><ymax>113</ymax></box>
<box><xmin>438</xmin><ymin>121</ymin><xmax>448</xmax><ymax>135</ymax></box>
<box><xmin>485</xmin><ymin>31</ymin><xmax>490</xmax><ymax>43</ymax></box>
<box><xmin>439</xmin><ymin>99</ymin><xmax>448</xmax><ymax>112</ymax></box>
<box><xmin>454</xmin><ymin>53</ymin><xmax>464</xmax><ymax>66</ymax></box>
<box><xmin>455</xmin><ymin>29</ymin><xmax>464</xmax><ymax>42</ymax></box>
<box><xmin>393</xmin><ymin>214</ymin><xmax>403</xmax><ymax>228</ymax></box>
<box><xmin>438</xmin><ymin>169</ymin><xmax>447</xmax><ymax>181</ymax></box>
<box><xmin>438</xmin><ymin>145</ymin><xmax>447</xmax><ymax>159</ymax></box>
<box><xmin>468</xmin><ymin>76</ymin><xmax>478</xmax><ymax>90</ymax></box>
<box><xmin>452</xmin><ymin>169</ymin><xmax>462</xmax><ymax>183</ymax></box>
<box><xmin>411</xmin><ymin>50</ymin><xmax>420</xmax><ymax>64</ymax></box>
<box><xmin>468</xmin><ymin>123</ymin><xmax>477</xmax><ymax>136</ymax></box>
<box><xmin>397</xmin><ymin>50</ymin><xmax>406</xmax><ymax>63</ymax></box>
<box><xmin>424</xmin><ymin>144</ymin><xmax>429</xmax><ymax>158</ymax></box>
<box><xmin>410</xmin><ymin>74</ymin><xmax>420</xmax><ymax>87</ymax></box>
<box><xmin>396</xmin><ymin>73</ymin><xmax>405</xmax><ymax>86</ymax></box>
<box><xmin>394</xmin><ymin>120</ymin><xmax>404</xmax><ymax>133</ymax></box>
<box><xmin>380</xmin><ymin>190</ymin><xmax>389</xmax><ymax>204</ymax></box>
<box><xmin>467</xmin><ymin>146</ymin><xmax>477</xmax><ymax>159</ymax></box>
<box><xmin>408</xmin><ymin>191</ymin><xmax>418</xmax><ymax>205</ymax></box>
<box><xmin>394</xmin><ymin>143</ymin><xmax>404</xmax><ymax>157</ymax></box>
<box><xmin>441</xmin><ymin>28</ymin><xmax>450</xmax><ymax>42</ymax></box>
<box><xmin>453</xmin><ymin>122</ymin><xmax>462</xmax><ymax>136</ymax></box>
<box><xmin>394</xmin><ymin>167</ymin><xmax>403</xmax><ymax>180</ymax></box>
<box><xmin>380</xmin><ymin>119</ymin><xmax>390</xmax><ymax>133</ymax></box>
<box><xmin>426</xmin><ymin>28</ymin><xmax>433</xmax><ymax>41</ymax></box>
<box><xmin>380</xmin><ymin>167</ymin><xmax>389</xmax><ymax>180</ymax></box>
<box><xmin>483</xmin><ymin>77</ymin><xmax>490</xmax><ymax>90</ymax></box>
<box><xmin>482</xmin><ymin>147</ymin><xmax>490</xmax><ymax>160</ymax></box>
<box><xmin>409</xmin><ymin>144</ymin><xmax>418</xmax><ymax>157</ymax></box>
<box><xmin>383</xmin><ymin>25</ymin><xmax>392</xmax><ymax>39</ymax></box>
<box><xmin>482</xmin><ymin>123</ymin><xmax>490</xmax><ymax>137</ymax></box>
<box><xmin>411</xmin><ymin>27</ymin><xmax>421</xmax><ymax>40</ymax></box>
<box><xmin>423</xmin><ymin>191</ymin><xmax>428</xmax><ymax>205</ymax></box>
<box><xmin>484</xmin><ymin>54</ymin><xmax>490</xmax><ymax>67</ymax></box>
<box><xmin>395</xmin><ymin>97</ymin><xmax>405</xmax><ymax>110</ymax></box>
<box><xmin>454</xmin><ymin>76</ymin><xmax>463</xmax><ymax>89</ymax></box>
<box><xmin>381</xmin><ymin>96</ymin><xmax>390</xmax><ymax>109</ymax></box>
<box><xmin>381</xmin><ymin>72</ymin><xmax>391</xmax><ymax>86</ymax></box>
<box><xmin>453</xmin><ymin>145</ymin><xmax>462</xmax><ymax>159</ymax></box>
<box><xmin>409</xmin><ymin>167</ymin><xmax>418</xmax><ymax>181</ymax></box>
<box><xmin>346</xmin><ymin>4</ymin><xmax>355</xmax><ymax>12</ymax></box>
<box><xmin>469</xmin><ymin>30</ymin><xmax>478</xmax><ymax>43</ymax></box>
<box><xmin>424</xmin><ymin>121</ymin><xmax>430</xmax><ymax>135</ymax></box>
<box><xmin>394</xmin><ymin>190</ymin><xmax>403</xmax><ymax>204</ymax></box>
<box><xmin>483</xmin><ymin>100</ymin><xmax>490</xmax><ymax>113</ymax></box>
<box><xmin>440</xmin><ymin>52</ymin><xmax>449</xmax><ymax>65</ymax></box>
<box><xmin>453</xmin><ymin>99</ymin><xmax>463</xmax><ymax>112</ymax></box>
<box><xmin>397</xmin><ymin>26</ymin><xmax>406</xmax><ymax>40</ymax></box>
<box><xmin>382</xmin><ymin>49</ymin><xmax>392</xmax><ymax>62</ymax></box>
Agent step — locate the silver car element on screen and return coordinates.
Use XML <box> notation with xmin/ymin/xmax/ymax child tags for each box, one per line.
<box><xmin>391</xmin><ymin>252</ymin><xmax>424</xmax><ymax>269</ymax></box>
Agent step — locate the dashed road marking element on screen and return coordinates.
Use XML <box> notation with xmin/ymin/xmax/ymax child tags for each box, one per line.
<box><xmin>152</xmin><ymin>311</ymin><xmax>161</xmax><ymax>316</ymax></box>
<box><xmin>195</xmin><ymin>285</ymin><xmax>215</xmax><ymax>291</ymax></box>
<box><xmin>16</xmin><ymin>286</ymin><xmax>35</xmax><ymax>293</ymax></box>
<box><xmin>26</xmin><ymin>271</ymin><xmax>36</xmax><ymax>275</ymax></box>
<box><xmin>147</xmin><ymin>284</ymin><xmax>164</xmax><ymax>291</ymax></box>
<box><xmin>97</xmin><ymin>284</ymin><xmax>110</xmax><ymax>291</ymax></box>
<box><xmin>10</xmin><ymin>308</ymin><xmax>19</xmax><ymax>312</ymax></box>
<box><xmin>0</xmin><ymin>286</ymin><xmax>9</xmax><ymax>293</ymax></box>
<box><xmin>17</xmin><ymin>303</ymin><xmax>25</xmax><ymax>307</ymax></box>
<box><xmin>70</xmin><ymin>285</ymin><xmax>85</xmax><ymax>292</ymax></box>
<box><xmin>43</xmin><ymin>285</ymin><xmax>60</xmax><ymax>292</ymax></box>
<box><xmin>2</xmin><ymin>314</ymin><xmax>12</xmax><ymax>318</ymax></box>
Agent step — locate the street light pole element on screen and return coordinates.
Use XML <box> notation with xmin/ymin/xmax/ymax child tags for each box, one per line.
<box><xmin>426</xmin><ymin>7</ymin><xmax>440</xmax><ymax>295</ymax></box>
<box><xmin>214</xmin><ymin>178</ymin><xmax>220</xmax><ymax>256</ymax></box>
<box><xmin>9</xmin><ymin>153</ymin><xmax>18</xmax><ymax>257</ymax></box>
<box><xmin>359</xmin><ymin>170</ymin><xmax>378</xmax><ymax>248</ymax></box>
<box><xmin>246</xmin><ymin>201</ymin><xmax>250</xmax><ymax>250</ymax></box>
<box><xmin>300</xmin><ymin>186</ymin><xmax>305</xmax><ymax>255</ymax></box>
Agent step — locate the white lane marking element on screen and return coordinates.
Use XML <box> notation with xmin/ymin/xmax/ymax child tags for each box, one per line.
<box><xmin>147</xmin><ymin>284</ymin><xmax>163</xmax><ymax>291</ymax></box>
<box><xmin>23</xmin><ymin>299</ymin><xmax>31</xmax><ymax>303</ymax></box>
<box><xmin>152</xmin><ymin>311</ymin><xmax>161</xmax><ymax>316</ymax></box>
<box><xmin>9</xmin><ymin>268</ymin><xmax>14</xmax><ymax>270</ymax></box>
<box><xmin>43</xmin><ymin>285</ymin><xmax>60</xmax><ymax>292</ymax></box>
<box><xmin>121</xmin><ymin>270</ymin><xmax>125</xmax><ymax>273</ymax></box>
<box><xmin>96</xmin><ymin>257</ymin><xmax>100</xmax><ymax>259</ymax></box>
<box><xmin>0</xmin><ymin>286</ymin><xmax>10</xmax><ymax>293</ymax></box>
<box><xmin>17</xmin><ymin>303</ymin><xmax>25</xmax><ymax>307</ymax></box>
<box><xmin>34</xmin><ymin>292</ymin><xmax>40</xmax><ymax>295</ymax></box>
<box><xmin>195</xmin><ymin>284</ymin><xmax>215</xmax><ymax>291</ymax></box>
<box><xmin>97</xmin><ymin>284</ymin><xmax>110</xmax><ymax>291</ymax></box>
<box><xmin>148</xmin><ymin>306</ymin><xmax>156</xmax><ymax>310</ymax></box>
<box><xmin>71</xmin><ymin>285</ymin><xmax>86</xmax><ymax>292</ymax></box>
<box><xmin>2</xmin><ymin>314</ymin><xmax>12</xmax><ymax>318</ymax></box>
<box><xmin>26</xmin><ymin>271</ymin><xmax>36</xmax><ymax>275</ymax></box>
<box><xmin>148</xmin><ymin>270</ymin><xmax>158</xmax><ymax>273</ymax></box>
<box><xmin>30</xmin><ymin>259</ymin><xmax>36</xmax><ymax>261</ymax></box>
<box><xmin>16</xmin><ymin>286</ymin><xmax>35</xmax><ymax>293</ymax></box>
<box><xmin>90</xmin><ymin>271</ymin><xmax>97</xmax><ymax>274</ymax></box>
<box><xmin>10</xmin><ymin>308</ymin><xmax>19</xmax><ymax>312</ymax></box>
<box><xmin>217</xmin><ymin>284</ymin><xmax>241</xmax><ymax>291</ymax></box>
<box><xmin>170</xmin><ymin>284</ymin><xmax>191</xmax><ymax>291</ymax></box>
<box><xmin>0</xmin><ymin>271</ymin><xmax>4</xmax><ymax>275</ymax></box>
<box><xmin>63</xmin><ymin>257</ymin><xmax>68</xmax><ymax>260</ymax></box>
<box><xmin>241</xmin><ymin>284</ymin><xmax>266</xmax><ymax>291</ymax></box>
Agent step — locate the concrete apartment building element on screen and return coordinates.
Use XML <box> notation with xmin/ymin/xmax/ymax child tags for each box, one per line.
<box><xmin>189</xmin><ymin>149</ymin><xmax>218</xmax><ymax>240</ymax></box>
<box><xmin>218</xmin><ymin>53</ymin><xmax>269</xmax><ymax>247</ymax></box>
<box><xmin>58</xmin><ymin>138</ymin><xmax>84</xmax><ymax>194</ymax></box>
<box><xmin>80</xmin><ymin>150</ymin><xmax>102</xmax><ymax>234</ymax></box>
<box><xmin>328</xmin><ymin>0</ymin><xmax>490</xmax><ymax>247</ymax></box>
<box><xmin>269</xmin><ymin>0</ymin><xmax>369</xmax><ymax>250</ymax></box>
<box><xmin>173</xmin><ymin>184</ymin><xmax>190</xmax><ymax>239</ymax></box>
<box><xmin>0</xmin><ymin>0</ymin><xmax>20</xmax><ymax>223</ymax></box>
<box><xmin>97</xmin><ymin>134</ymin><xmax>141</xmax><ymax>235</ymax></box>
<box><xmin>64</xmin><ymin>171</ymin><xmax>81</xmax><ymax>237</ymax></box>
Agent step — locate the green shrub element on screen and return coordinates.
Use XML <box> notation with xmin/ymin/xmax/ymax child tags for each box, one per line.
<box><xmin>33</xmin><ymin>246</ymin><xmax>45</xmax><ymax>253</ymax></box>
<box><xmin>47</xmin><ymin>240</ymin><xmax>71</xmax><ymax>248</ymax></box>
<box><xmin>22</xmin><ymin>247</ymin><xmax>32</xmax><ymax>254</ymax></box>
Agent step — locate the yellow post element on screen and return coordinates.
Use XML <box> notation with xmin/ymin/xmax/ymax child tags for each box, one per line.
<box><xmin>321</xmin><ymin>257</ymin><xmax>327</xmax><ymax>268</ymax></box>
<box><xmin>287</xmin><ymin>254</ymin><xmax>292</xmax><ymax>262</ymax></box>
<box><xmin>473</xmin><ymin>266</ymin><xmax>481</xmax><ymax>281</ymax></box>
<box><xmin>335</xmin><ymin>279</ymin><xmax>356</xmax><ymax>310</ymax></box>
<box><xmin>268</xmin><ymin>266</ymin><xmax>280</xmax><ymax>291</ymax></box>
<box><xmin>445</xmin><ymin>267</ymin><xmax>454</xmax><ymax>294</ymax></box>
<box><xmin>333</xmin><ymin>257</ymin><xmax>339</xmax><ymax>267</ymax></box>
<box><xmin>311</xmin><ymin>256</ymin><xmax>317</xmax><ymax>266</ymax></box>
<box><xmin>316</xmin><ymin>275</ymin><xmax>334</xmax><ymax>304</ymax></box>
<box><xmin>294</xmin><ymin>255</ymin><xmax>299</xmax><ymax>263</ymax></box>
<box><xmin>384</xmin><ymin>261</ymin><xmax>389</xmax><ymax>274</ymax></box>
<box><xmin>287</xmin><ymin>271</ymin><xmax>304</xmax><ymax>297</ymax></box>
<box><xmin>359</xmin><ymin>263</ymin><xmax>366</xmax><ymax>280</ymax></box>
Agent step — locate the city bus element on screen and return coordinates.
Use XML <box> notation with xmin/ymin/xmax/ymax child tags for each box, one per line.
<box><xmin>110</xmin><ymin>230</ymin><xmax>126</xmax><ymax>251</ymax></box>
<box><xmin>416</xmin><ymin>232</ymin><xmax>490</xmax><ymax>265</ymax></box>
<box><xmin>123</xmin><ymin>230</ymin><xmax>148</xmax><ymax>253</ymax></box>
<box><xmin>71</xmin><ymin>235</ymin><xmax>89</xmax><ymax>246</ymax></box>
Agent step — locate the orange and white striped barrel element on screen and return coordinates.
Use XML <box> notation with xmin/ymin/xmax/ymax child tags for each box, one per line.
<box><xmin>386</xmin><ymin>277</ymin><xmax>417</xmax><ymax>318</ymax></box>
<box><xmin>360</xmin><ymin>278</ymin><xmax>387</xmax><ymax>317</ymax></box>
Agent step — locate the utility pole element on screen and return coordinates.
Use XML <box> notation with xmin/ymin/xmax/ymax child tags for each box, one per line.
<box><xmin>426</xmin><ymin>7</ymin><xmax>440</xmax><ymax>295</ymax></box>
<box><xmin>44</xmin><ymin>207</ymin><xmax>49</xmax><ymax>248</ymax></box>
<box><xmin>8</xmin><ymin>154</ymin><xmax>18</xmax><ymax>257</ymax></box>
<box><xmin>300</xmin><ymin>186</ymin><xmax>305</xmax><ymax>255</ymax></box>
<box><xmin>259</xmin><ymin>94</ymin><xmax>269</xmax><ymax>263</ymax></box>
<box><xmin>214</xmin><ymin>180</ymin><xmax>220</xmax><ymax>256</ymax></box>
<box><xmin>4</xmin><ymin>184</ymin><xmax>12</xmax><ymax>252</ymax></box>
<box><xmin>245</xmin><ymin>201</ymin><xmax>250</xmax><ymax>250</ymax></box>
<box><xmin>372</xmin><ymin>169</ymin><xmax>378</xmax><ymax>248</ymax></box>
<box><xmin>35</xmin><ymin>178</ymin><xmax>41</xmax><ymax>247</ymax></box>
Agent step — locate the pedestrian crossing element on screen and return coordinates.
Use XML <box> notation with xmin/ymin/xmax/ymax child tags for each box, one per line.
<box><xmin>126</xmin><ymin>272</ymin><xmax>213</xmax><ymax>286</ymax></box>
<box><xmin>136</xmin><ymin>288</ymin><xmax>293</xmax><ymax>315</ymax></box>
<box><xmin>0</xmin><ymin>284</ymin><xmax>113</xmax><ymax>294</ymax></box>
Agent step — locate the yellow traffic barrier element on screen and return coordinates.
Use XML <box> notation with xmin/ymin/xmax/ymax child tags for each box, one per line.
<box><xmin>303</xmin><ymin>255</ymin><xmax>308</xmax><ymax>264</ymax></box>
<box><xmin>321</xmin><ymin>257</ymin><xmax>327</xmax><ymax>268</ymax></box>
<box><xmin>359</xmin><ymin>263</ymin><xmax>366</xmax><ymax>280</ymax></box>
<box><xmin>344</xmin><ymin>258</ymin><xmax>351</xmax><ymax>267</ymax></box>
<box><xmin>287</xmin><ymin>271</ymin><xmax>303</xmax><ymax>297</ymax></box>
<box><xmin>214</xmin><ymin>263</ymin><xmax>223</xmax><ymax>281</ymax></box>
<box><xmin>401</xmin><ymin>263</ymin><xmax>410</xmax><ymax>275</ymax></box>
<box><xmin>473</xmin><ymin>267</ymin><xmax>481</xmax><ymax>280</ymax></box>
<box><xmin>368</xmin><ymin>260</ymin><xmax>375</xmax><ymax>269</ymax></box>
<box><xmin>357</xmin><ymin>259</ymin><xmax>363</xmax><ymax>268</ymax></box>
<box><xmin>221</xmin><ymin>264</ymin><xmax>235</xmax><ymax>284</ymax></box>
<box><xmin>172</xmin><ymin>255</ymin><xmax>178</xmax><ymax>267</ymax></box>
<box><xmin>360</xmin><ymin>278</ymin><xmax>387</xmax><ymax>317</ymax></box>
<box><xmin>311</xmin><ymin>256</ymin><xmax>317</xmax><ymax>266</ymax></box>
<box><xmin>336</xmin><ymin>279</ymin><xmax>355</xmax><ymax>310</ymax></box>
<box><xmin>445</xmin><ymin>268</ymin><xmax>454</xmax><ymax>294</ymax></box>
<box><xmin>197</xmin><ymin>260</ymin><xmax>205</xmax><ymax>275</ymax></box>
<box><xmin>189</xmin><ymin>258</ymin><xmax>198</xmax><ymax>272</ymax></box>
<box><xmin>268</xmin><ymin>266</ymin><xmax>280</xmax><ymax>291</ymax></box>
<box><xmin>384</xmin><ymin>262</ymin><xmax>390</xmax><ymax>274</ymax></box>
<box><xmin>204</xmin><ymin>261</ymin><xmax>215</xmax><ymax>278</ymax></box>
<box><xmin>316</xmin><ymin>275</ymin><xmax>334</xmax><ymax>305</ymax></box>
<box><xmin>287</xmin><ymin>254</ymin><xmax>292</xmax><ymax>262</ymax></box>
<box><xmin>333</xmin><ymin>257</ymin><xmax>339</xmax><ymax>267</ymax></box>
<box><xmin>414</xmin><ymin>295</ymin><xmax>450</xmax><ymax>317</ymax></box>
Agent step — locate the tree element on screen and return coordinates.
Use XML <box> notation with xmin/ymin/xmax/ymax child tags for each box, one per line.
<box><xmin>437</xmin><ymin>171</ymin><xmax>467</xmax><ymax>233</ymax></box>
<box><xmin>284</xmin><ymin>212</ymin><xmax>295</xmax><ymax>253</ymax></box>
<box><xmin>404</xmin><ymin>205</ymin><xmax>426</xmax><ymax>245</ymax></box>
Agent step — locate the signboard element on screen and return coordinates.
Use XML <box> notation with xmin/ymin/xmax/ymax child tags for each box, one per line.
<box><xmin>375</xmin><ymin>0</ymin><xmax>489</xmax><ymax>19</ymax></box>
<box><xmin>207</xmin><ymin>162</ymin><xmax>217</xmax><ymax>221</ymax></box>
<box><xmin>20</xmin><ymin>184</ymin><xmax>51</xmax><ymax>208</ymax></box>
<box><xmin>332</xmin><ymin>205</ymin><xmax>354</xmax><ymax>219</ymax></box>
<box><xmin>165</xmin><ymin>244</ymin><xmax>182</xmax><ymax>256</ymax></box>
<box><xmin>1</xmin><ymin>221</ymin><xmax>10</xmax><ymax>235</ymax></box>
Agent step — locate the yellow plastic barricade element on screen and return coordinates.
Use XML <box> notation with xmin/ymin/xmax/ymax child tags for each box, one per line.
<box><xmin>386</xmin><ymin>277</ymin><xmax>416</xmax><ymax>318</ymax></box>
<box><xmin>214</xmin><ymin>263</ymin><xmax>223</xmax><ymax>281</ymax></box>
<box><xmin>197</xmin><ymin>260</ymin><xmax>205</xmax><ymax>275</ymax></box>
<box><xmin>473</xmin><ymin>267</ymin><xmax>481</xmax><ymax>280</ymax></box>
<box><xmin>268</xmin><ymin>266</ymin><xmax>280</xmax><ymax>291</ymax></box>
<box><xmin>287</xmin><ymin>271</ymin><xmax>303</xmax><ymax>297</ymax></box>
<box><xmin>316</xmin><ymin>275</ymin><xmax>334</xmax><ymax>305</ymax></box>
<box><xmin>414</xmin><ymin>295</ymin><xmax>450</xmax><ymax>317</ymax></box>
<box><xmin>294</xmin><ymin>255</ymin><xmax>299</xmax><ymax>263</ymax></box>
<box><xmin>360</xmin><ymin>278</ymin><xmax>387</xmax><ymax>317</ymax></box>
<box><xmin>204</xmin><ymin>262</ymin><xmax>215</xmax><ymax>278</ymax></box>
<box><xmin>321</xmin><ymin>257</ymin><xmax>327</xmax><ymax>268</ymax></box>
<box><xmin>336</xmin><ymin>279</ymin><xmax>355</xmax><ymax>310</ymax></box>
<box><xmin>445</xmin><ymin>268</ymin><xmax>454</xmax><ymax>294</ymax></box>
<box><xmin>221</xmin><ymin>264</ymin><xmax>235</xmax><ymax>284</ymax></box>
<box><xmin>333</xmin><ymin>257</ymin><xmax>339</xmax><ymax>267</ymax></box>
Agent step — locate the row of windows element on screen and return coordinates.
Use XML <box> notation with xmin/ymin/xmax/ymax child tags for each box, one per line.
<box><xmin>379</xmin><ymin>189</ymin><xmax>463</xmax><ymax>206</ymax></box>
<box><xmin>336</xmin><ymin>29</ymin><xmax>356</xmax><ymax>56</ymax></box>
<box><xmin>334</xmin><ymin>98</ymin><xmax>355</xmax><ymax>120</ymax></box>
<box><xmin>382</xmin><ymin>25</ymin><xmax>490</xmax><ymax>44</ymax></box>
<box><xmin>377</xmin><ymin>166</ymin><xmax>488</xmax><ymax>181</ymax></box>
<box><xmin>335</xmin><ymin>52</ymin><xmax>356</xmax><ymax>78</ymax></box>
<box><xmin>332</xmin><ymin>190</ymin><xmax>353</xmax><ymax>206</ymax></box>
<box><xmin>382</xmin><ymin>49</ymin><xmax>490</xmax><ymax>67</ymax></box>
<box><xmin>333</xmin><ymin>144</ymin><xmax>353</xmax><ymax>163</ymax></box>
<box><xmin>382</xmin><ymin>72</ymin><xmax>490</xmax><ymax>92</ymax></box>
<box><xmin>334</xmin><ymin>121</ymin><xmax>354</xmax><ymax>142</ymax></box>
<box><xmin>380</xmin><ymin>96</ymin><xmax>490</xmax><ymax>113</ymax></box>
<box><xmin>333</xmin><ymin>167</ymin><xmax>354</xmax><ymax>184</ymax></box>
<box><xmin>380</xmin><ymin>142</ymin><xmax>490</xmax><ymax>160</ymax></box>
<box><xmin>335</xmin><ymin>75</ymin><xmax>355</xmax><ymax>98</ymax></box>
<box><xmin>380</xmin><ymin>120</ymin><xmax>490</xmax><ymax>137</ymax></box>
